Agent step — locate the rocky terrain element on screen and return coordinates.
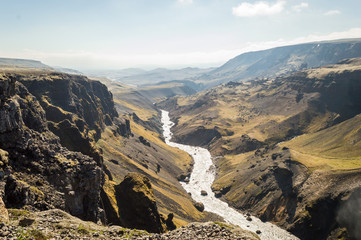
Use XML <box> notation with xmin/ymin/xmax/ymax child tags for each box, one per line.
<box><xmin>0</xmin><ymin>207</ymin><xmax>259</xmax><ymax>240</ymax></box>
<box><xmin>0</xmin><ymin>65</ymin><xmax>245</xmax><ymax>239</ymax></box>
<box><xmin>2</xmin><ymin>49</ymin><xmax>361</xmax><ymax>239</ymax></box>
<box><xmin>0</xmin><ymin>70</ymin><xmax>173</xmax><ymax>235</ymax></box>
<box><xmin>158</xmin><ymin>58</ymin><xmax>361</xmax><ymax>239</ymax></box>
<box><xmin>0</xmin><ymin>73</ymin><xmax>103</xmax><ymax>222</ymax></box>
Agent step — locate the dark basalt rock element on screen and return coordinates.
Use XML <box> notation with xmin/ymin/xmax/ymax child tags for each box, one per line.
<box><xmin>165</xmin><ymin>213</ymin><xmax>176</xmax><ymax>230</ymax></box>
<box><xmin>0</xmin><ymin>74</ymin><xmax>104</xmax><ymax>223</ymax></box>
<box><xmin>16</xmin><ymin>72</ymin><xmax>127</xmax><ymax>166</ymax></box>
<box><xmin>139</xmin><ymin>136</ymin><xmax>151</xmax><ymax>147</ymax></box>
<box><xmin>115</xmin><ymin>172</ymin><xmax>165</xmax><ymax>233</ymax></box>
<box><xmin>193</xmin><ymin>201</ymin><xmax>205</xmax><ymax>212</ymax></box>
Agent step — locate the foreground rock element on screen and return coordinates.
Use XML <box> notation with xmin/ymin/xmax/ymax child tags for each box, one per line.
<box><xmin>0</xmin><ymin>74</ymin><xmax>103</xmax><ymax>222</ymax></box>
<box><xmin>115</xmin><ymin>172</ymin><xmax>166</xmax><ymax>233</ymax></box>
<box><xmin>0</xmin><ymin>208</ymin><xmax>258</xmax><ymax>240</ymax></box>
<box><xmin>141</xmin><ymin>222</ymin><xmax>260</xmax><ymax>240</ymax></box>
<box><xmin>1</xmin><ymin>208</ymin><xmax>147</xmax><ymax>240</ymax></box>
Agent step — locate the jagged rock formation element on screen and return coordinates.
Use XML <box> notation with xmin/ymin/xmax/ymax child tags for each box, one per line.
<box><xmin>101</xmin><ymin>173</ymin><xmax>169</xmax><ymax>233</ymax></box>
<box><xmin>1</xmin><ymin>71</ymin><xmax>179</xmax><ymax>236</ymax></box>
<box><xmin>16</xmin><ymin>72</ymin><xmax>129</xmax><ymax>165</ymax></box>
<box><xmin>115</xmin><ymin>172</ymin><xmax>166</xmax><ymax>233</ymax></box>
<box><xmin>0</xmin><ymin>73</ymin><xmax>104</xmax><ymax>222</ymax></box>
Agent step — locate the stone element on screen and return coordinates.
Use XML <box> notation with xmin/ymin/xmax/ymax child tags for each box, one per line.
<box><xmin>214</xmin><ymin>190</ymin><xmax>222</xmax><ymax>198</ymax></box>
<box><xmin>193</xmin><ymin>202</ymin><xmax>205</xmax><ymax>212</ymax></box>
<box><xmin>200</xmin><ymin>190</ymin><xmax>208</xmax><ymax>196</ymax></box>
<box><xmin>19</xmin><ymin>217</ymin><xmax>35</xmax><ymax>227</ymax></box>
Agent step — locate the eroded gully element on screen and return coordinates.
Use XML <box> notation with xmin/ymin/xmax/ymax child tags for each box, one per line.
<box><xmin>161</xmin><ymin>110</ymin><xmax>298</xmax><ymax>240</ymax></box>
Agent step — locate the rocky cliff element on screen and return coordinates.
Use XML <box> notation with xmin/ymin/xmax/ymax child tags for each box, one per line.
<box><xmin>16</xmin><ymin>72</ymin><xmax>129</xmax><ymax>165</ymax></box>
<box><xmin>0</xmin><ymin>73</ymin><xmax>103</xmax><ymax>222</ymax></box>
<box><xmin>0</xmin><ymin>71</ymin><xmax>170</xmax><ymax>234</ymax></box>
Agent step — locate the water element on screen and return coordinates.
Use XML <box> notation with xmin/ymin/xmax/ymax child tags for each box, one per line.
<box><xmin>161</xmin><ymin>110</ymin><xmax>298</xmax><ymax>240</ymax></box>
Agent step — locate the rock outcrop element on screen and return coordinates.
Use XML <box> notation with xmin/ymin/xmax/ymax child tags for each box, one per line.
<box><xmin>16</xmin><ymin>72</ymin><xmax>131</xmax><ymax>165</ymax></box>
<box><xmin>0</xmin><ymin>74</ymin><xmax>104</xmax><ymax>222</ymax></box>
<box><xmin>115</xmin><ymin>173</ymin><xmax>165</xmax><ymax>233</ymax></box>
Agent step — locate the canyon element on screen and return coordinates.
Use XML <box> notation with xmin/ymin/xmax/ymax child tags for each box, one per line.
<box><xmin>1</xmin><ymin>39</ymin><xmax>361</xmax><ymax>239</ymax></box>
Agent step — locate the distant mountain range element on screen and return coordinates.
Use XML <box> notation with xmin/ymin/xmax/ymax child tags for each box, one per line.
<box><xmin>195</xmin><ymin>38</ymin><xmax>361</xmax><ymax>88</ymax></box>
<box><xmin>85</xmin><ymin>67</ymin><xmax>214</xmax><ymax>87</ymax></box>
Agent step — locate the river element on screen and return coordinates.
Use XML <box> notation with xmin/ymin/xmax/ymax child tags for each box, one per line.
<box><xmin>161</xmin><ymin>110</ymin><xmax>298</xmax><ymax>240</ymax></box>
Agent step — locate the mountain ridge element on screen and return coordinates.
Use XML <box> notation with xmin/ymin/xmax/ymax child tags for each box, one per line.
<box><xmin>195</xmin><ymin>38</ymin><xmax>361</xmax><ymax>88</ymax></box>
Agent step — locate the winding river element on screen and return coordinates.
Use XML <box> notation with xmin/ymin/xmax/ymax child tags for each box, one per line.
<box><xmin>161</xmin><ymin>110</ymin><xmax>298</xmax><ymax>240</ymax></box>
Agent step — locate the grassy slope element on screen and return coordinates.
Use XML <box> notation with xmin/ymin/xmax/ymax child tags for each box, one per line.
<box><xmin>93</xmin><ymin>78</ymin><xmax>219</xmax><ymax>225</ymax></box>
<box><xmin>97</xmin><ymin>117</ymin><xmax>215</xmax><ymax>226</ymax></box>
<box><xmin>281</xmin><ymin>114</ymin><xmax>361</xmax><ymax>171</ymax></box>
<box><xmin>160</xmin><ymin>59</ymin><xmax>361</xmax><ymax>238</ymax></box>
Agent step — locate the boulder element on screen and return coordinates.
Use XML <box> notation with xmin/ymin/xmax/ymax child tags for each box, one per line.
<box><xmin>201</xmin><ymin>190</ymin><xmax>208</xmax><ymax>196</ymax></box>
<box><xmin>193</xmin><ymin>202</ymin><xmax>205</xmax><ymax>212</ymax></box>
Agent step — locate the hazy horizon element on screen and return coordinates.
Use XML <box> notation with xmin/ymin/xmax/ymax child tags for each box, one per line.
<box><xmin>1</xmin><ymin>0</ymin><xmax>361</xmax><ymax>70</ymax></box>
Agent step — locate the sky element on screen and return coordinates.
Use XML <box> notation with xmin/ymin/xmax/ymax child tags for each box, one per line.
<box><xmin>1</xmin><ymin>0</ymin><xmax>361</xmax><ymax>70</ymax></box>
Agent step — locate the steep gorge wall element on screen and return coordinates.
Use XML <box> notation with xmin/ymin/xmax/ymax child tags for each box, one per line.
<box><xmin>0</xmin><ymin>74</ymin><xmax>104</xmax><ymax>222</ymax></box>
<box><xmin>17</xmin><ymin>72</ymin><xmax>130</xmax><ymax>165</ymax></box>
<box><xmin>0</xmin><ymin>72</ymin><xmax>171</xmax><ymax>233</ymax></box>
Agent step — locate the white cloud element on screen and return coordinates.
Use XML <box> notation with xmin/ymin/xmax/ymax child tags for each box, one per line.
<box><xmin>232</xmin><ymin>1</ymin><xmax>286</xmax><ymax>17</ymax></box>
<box><xmin>292</xmin><ymin>2</ymin><xmax>308</xmax><ymax>12</ymax></box>
<box><xmin>324</xmin><ymin>10</ymin><xmax>341</xmax><ymax>16</ymax></box>
<box><xmin>178</xmin><ymin>0</ymin><xmax>193</xmax><ymax>4</ymax></box>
